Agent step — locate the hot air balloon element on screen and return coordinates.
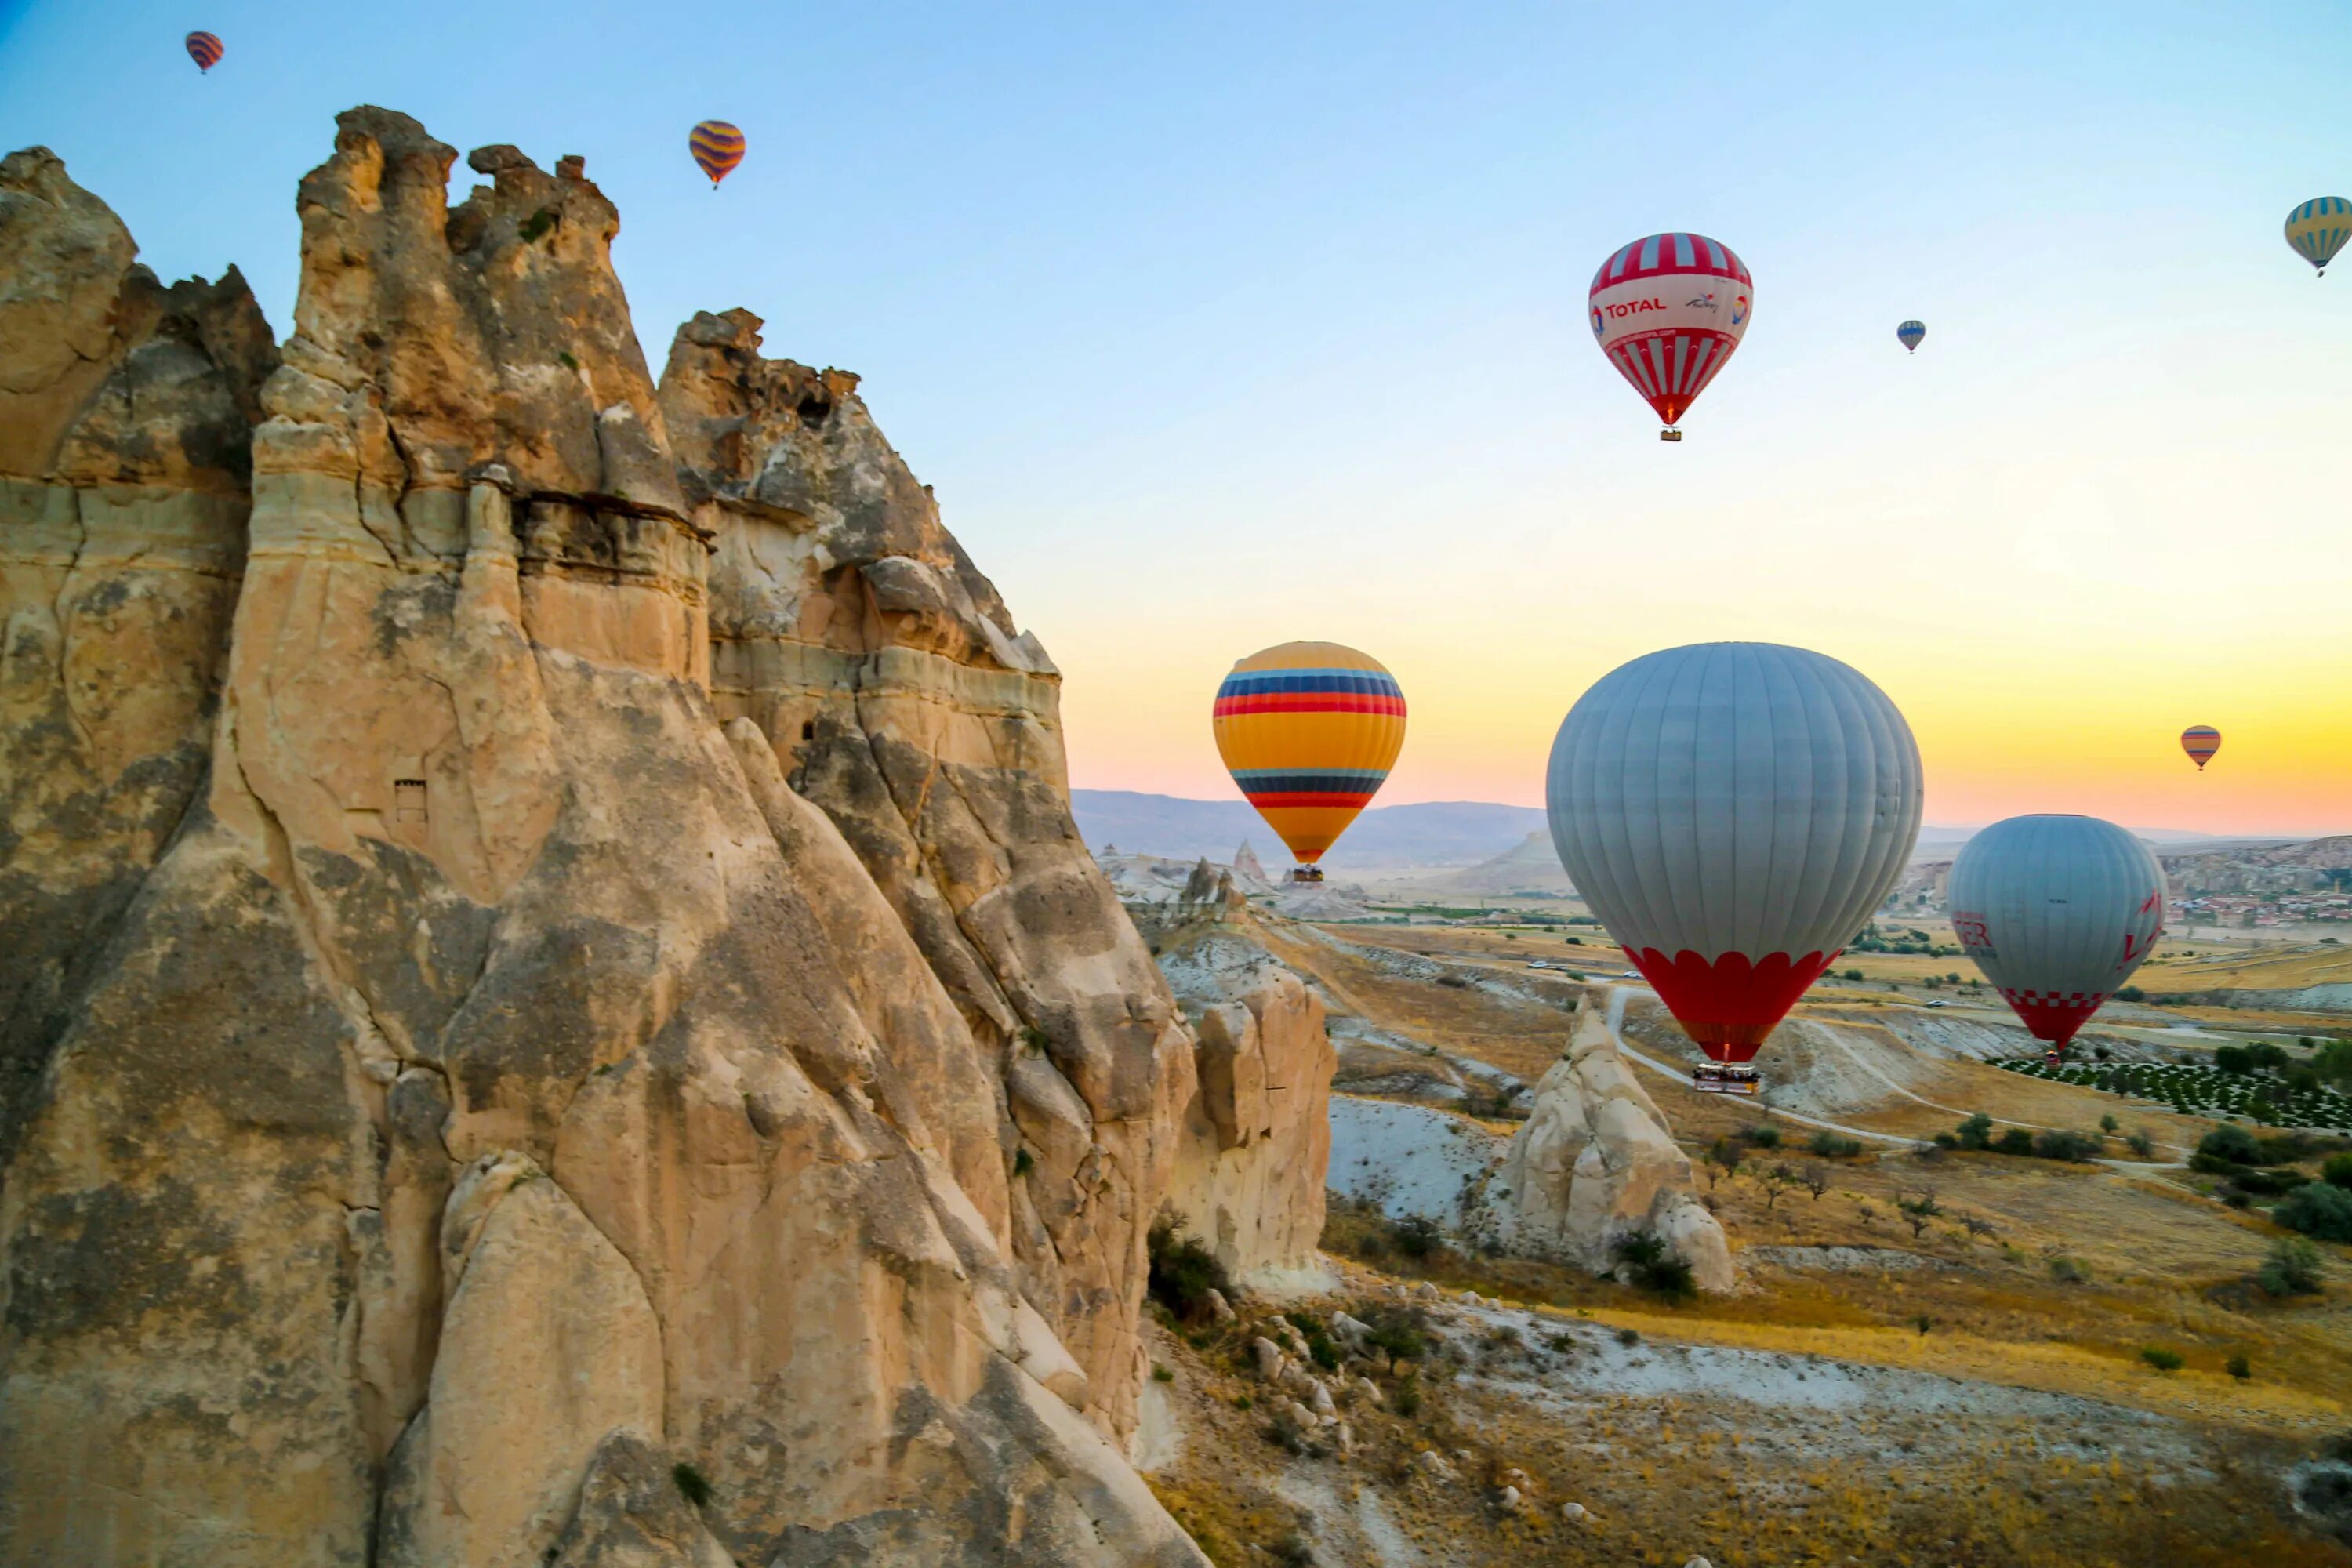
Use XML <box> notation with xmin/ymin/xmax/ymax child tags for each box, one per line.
<box><xmin>1948</xmin><ymin>815</ymin><xmax>2164</xmax><ymax>1058</ymax></box>
<box><xmin>2181</xmin><ymin>725</ymin><xmax>2221</xmax><ymax>770</ymax></box>
<box><xmin>1896</xmin><ymin>319</ymin><xmax>1926</xmax><ymax>354</ymax></box>
<box><xmin>1547</xmin><ymin>642</ymin><xmax>1923</xmax><ymax>1091</ymax></box>
<box><xmin>1589</xmin><ymin>232</ymin><xmax>1753</xmax><ymax>441</ymax></box>
<box><xmin>2285</xmin><ymin>198</ymin><xmax>2351</xmax><ymax>276</ymax></box>
<box><xmin>1213</xmin><ymin>642</ymin><xmax>1406</xmax><ymax>882</ymax></box>
<box><xmin>185</xmin><ymin>31</ymin><xmax>223</xmax><ymax>73</ymax></box>
<box><xmin>689</xmin><ymin>120</ymin><xmax>746</xmax><ymax>187</ymax></box>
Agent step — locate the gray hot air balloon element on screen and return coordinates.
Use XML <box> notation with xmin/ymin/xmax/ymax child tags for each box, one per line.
<box><xmin>1947</xmin><ymin>815</ymin><xmax>2164</xmax><ymax>1058</ymax></box>
<box><xmin>1546</xmin><ymin>642</ymin><xmax>1924</xmax><ymax>1091</ymax></box>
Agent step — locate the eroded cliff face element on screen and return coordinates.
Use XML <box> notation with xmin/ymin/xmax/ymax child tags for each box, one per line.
<box><xmin>0</xmin><ymin>110</ymin><xmax>1203</xmax><ymax>1568</ymax></box>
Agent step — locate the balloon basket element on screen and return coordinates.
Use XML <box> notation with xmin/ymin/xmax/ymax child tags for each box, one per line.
<box><xmin>1691</xmin><ymin>1065</ymin><xmax>1760</xmax><ymax>1096</ymax></box>
<box><xmin>1658</xmin><ymin>428</ymin><xmax>1683</xmax><ymax>443</ymax></box>
<box><xmin>1287</xmin><ymin>867</ymin><xmax>1325</xmax><ymax>885</ymax></box>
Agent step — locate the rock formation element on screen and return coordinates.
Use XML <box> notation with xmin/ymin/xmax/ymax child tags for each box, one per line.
<box><xmin>0</xmin><ymin>111</ymin><xmax>1203</xmax><ymax>1566</ymax></box>
<box><xmin>1157</xmin><ymin>928</ymin><xmax>1337</xmax><ymax>1288</ymax></box>
<box><xmin>1490</xmin><ymin>990</ymin><xmax>1735</xmax><ymax>1292</ymax></box>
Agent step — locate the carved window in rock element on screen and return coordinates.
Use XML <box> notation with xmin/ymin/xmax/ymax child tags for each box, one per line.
<box><xmin>394</xmin><ymin>779</ymin><xmax>428</xmax><ymax>824</ymax></box>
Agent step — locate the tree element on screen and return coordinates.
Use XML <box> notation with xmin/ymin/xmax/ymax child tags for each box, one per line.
<box><xmin>2126</xmin><ymin>1128</ymin><xmax>2158</xmax><ymax>1159</ymax></box>
<box><xmin>2257</xmin><ymin>1237</ymin><xmax>2325</xmax><ymax>1298</ymax></box>
<box><xmin>1959</xmin><ymin>1214</ymin><xmax>1998</xmax><ymax>1243</ymax></box>
<box><xmin>2324</xmin><ymin>1152</ymin><xmax>2352</xmax><ymax>1190</ymax></box>
<box><xmin>2215</xmin><ymin>1044</ymin><xmax>2252</xmax><ymax>1075</ymax></box>
<box><xmin>1704</xmin><ymin>1138</ymin><xmax>1744</xmax><ymax>1189</ymax></box>
<box><xmin>1801</xmin><ymin>1165</ymin><xmax>1832</xmax><ymax>1202</ymax></box>
<box><xmin>2100</xmin><ymin>1113</ymin><xmax>2119</xmax><ymax>1136</ymax></box>
<box><xmin>1759</xmin><ymin>1164</ymin><xmax>1798</xmax><ymax>1210</ymax></box>
<box><xmin>1896</xmin><ymin>1188</ymin><xmax>1943</xmax><ymax>1239</ymax></box>
<box><xmin>1954</xmin><ymin>1112</ymin><xmax>1994</xmax><ymax>1151</ymax></box>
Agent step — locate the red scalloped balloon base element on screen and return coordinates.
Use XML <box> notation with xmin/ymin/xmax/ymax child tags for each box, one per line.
<box><xmin>1622</xmin><ymin>946</ymin><xmax>1835</xmax><ymax>1063</ymax></box>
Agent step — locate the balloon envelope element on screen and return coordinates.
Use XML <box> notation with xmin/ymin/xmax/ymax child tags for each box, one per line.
<box><xmin>2286</xmin><ymin>198</ymin><xmax>2351</xmax><ymax>274</ymax></box>
<box><xmin>1948</xmin><ymin>815</ymin><xmax>2164</xmax><ymax>1050</ymax></box>
<box><xmin>1213</xmin><ymin>642</ymin><xmax>1405</xmax><ymax>866</ymax></box>
<box><xmin>1896</xmin><ymin>319</ymin><xmax>1926</xmax><ymax>352</ymax></box>
<box><xmin>2180</xmin><ymin>725</ymin><xmax>2221</xmax><ymax>769</ymax></box>
<box><xmin>185</xmin><ymin>31</ymin><xmax>223</xmax><ymax>71</ymax></box>
<box><xmin>1588</xmin><ymin>233</ymin><xmax>1752</xmax><ymax>428</ymax></box>
<box><xmin>1546</xmin><ymin>642</ymin><xmax>1923</xmax><ymax>1062</ymax></box>
<box><xmin>690</xmin><ymin>120</ymin><xmax>746</xmax><ymax>186</ymax></box>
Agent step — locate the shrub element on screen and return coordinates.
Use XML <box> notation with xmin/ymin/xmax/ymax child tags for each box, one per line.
<box><xmin>1809</xmin><ymin>1131</ymin><xmax>1864</xmax><ymax>1159</ymax></box>
<box><xmin>1013</xmin><ymin>1148</ymin><xmax>1034</xmax><ymax>1176</ymax></box>
<box><xmin>1744</xmin><ymin>1124</ymin><xmax>1783</xmax><ymax>1150</ymax></box>
<box><xmin>2227</xmin><ymin>1355</ymin><xmax>2252</xmax><ymax>1380</ymax></box>
<box><xmin>2215</xmin><ymin>1044</ymin><xmax>2253</xmax><ymax>1075</ymax></box>
<box><xmin>2198</xmin><ymin>1124</ymin><xmax>2263</xmax><ymax>1164</ymax></box>
<box><xmin>2100</xmin><ymin>1114</ymin><xmax>2120</xmax><ymax>1135</ymax></box>
<box><xmin>1613</xmin><ymin>1231</ymin><xmax>1695</xmax><ymax>1299</ymax></box>
<box><xmin>2258</xmin><ymin>1238</ymin><xmax>2326</xmax><ymax>1298</ymax></box>
<box><xmin>2127</xmin><ymin>1129</ymin><xmax>2158</xmax><ymax>1159</ymax></box>
<box><xmin>1391</xmin><ymin>1214</ymin><xmax>1445</xmax><ymax>1260</ymax></box>
<box><xmin>2115</xmin><ymin>985</ymin><xmax>2146</xmax><ymax>1003</ymax></box>
<box><xmin>1286</xmin><ymin>1311</ymin><xmax>1341</xmax><ymax>1371</ymax></box>
<box><xmin>2141</xmin><ymin>1347</ymin><xmax>2184</xmax><ymax>1373</ymax></box>
<box><xmin>1145</xmin><ymin>1218</ymin><xmax>1232</xmax><ymax>1319</ymax></box>
<box><xmin>1994</xmin><ymin>1128</ymin><xmax>2036</xmax><ymax>1157</ymax></box>
<box><xmin>1152</xmin><ymin>1363</ymin><xmax>1175</xmax><ymax>1382</ymax></box>
<box><xmin>2234</xmin><ymin>1167</ymin><xmax>2310</xmax><ymax>1198</ymax></box>
<box><xmin>1361</xmin><ymin>1305</ymin><xmax>1430</xmax><ymax>1362</ymax></box>
<box><xmin>2049</xmin><ymin>1255</ymin><xmax>2090</xmax><ymax>1284</ymax></box>
<box><xmin>1615</xmin><ymin>1327</ymin><xmax>1642</xmax><ymax>1346</ymax></box>
<box><xmin>1955</xmin><ymin>1112</ymin><xmax>1995</xmax><ymax>1151</ymax></box>
<box><xmin>2034</xmin><ymin>1129</ymin><xmax>2101</xmax><ymax>1163</ymax></box>
<box><xmin>2276</xmin><ymin>1183</ymin><xmax>2352</xmax><ymax>1243</ymax></box>
<box><xmin>1391</xmin><ymin>1379</ymin><xmax>1422</xmax><ymax>1417</ymax></box>
<box><xmin>1844</xmin><ymin>967</ymin><xmax>1864</xmax><ymax>981</ymax></box>
<box><xmin>2325</xmin><ymin>1152</ymin><xmax>2352</xmax><ymax>1189</ymax></box>
<box><xmin>672</xmin><ymin>1462</ymin><xmax>713</xmax><ymax>1507</ymax></box>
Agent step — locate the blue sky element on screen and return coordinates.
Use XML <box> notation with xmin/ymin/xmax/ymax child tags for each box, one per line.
<box><xmin>5</xmin><ymin>2</ymin><xmax>2349</xmax><ymax>831</ymax></box>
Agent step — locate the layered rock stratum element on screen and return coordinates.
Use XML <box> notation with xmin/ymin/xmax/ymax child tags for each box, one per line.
<box><xmin>0</xmin><ymin>110</ymin><xmax>1205</xmax><ymax>1567</ymax></box>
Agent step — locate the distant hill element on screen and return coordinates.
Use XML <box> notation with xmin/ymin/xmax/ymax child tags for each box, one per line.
<box><xmin>1071</xmin><ymin>789</ymin><xmax>2321</xmax><ymax>873</ymax></box>
<box><xmin>1070</xmin><ymin>790</ymin><xmax>1544</xmax><ymax>869</ymax></box>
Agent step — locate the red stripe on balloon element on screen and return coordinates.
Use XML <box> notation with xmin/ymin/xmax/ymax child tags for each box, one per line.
<box><xmin>1212</xmin><ymin>694</ymin><xmax>1406</xmax><ymax>717</ymax></box>
<box><xmin>1622</xmin><ymin>946</ymin><xmax>1834</xmax><ymax>1063</ymax></box>
<box><xmin>1242</xmin><ymin>791</ymin><xmax>1376</xmax><ymax>810</ymax></box>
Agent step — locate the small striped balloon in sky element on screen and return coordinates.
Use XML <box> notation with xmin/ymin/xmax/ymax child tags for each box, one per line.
<box><xmin>1896</xmin><ymin>319</ymin><xmax>1926</xmax><ymax>354</ymax></box>
<box><xmin>2285</xmin><ymin>197</ymin><xmax>2350</xmax><ymax>275</ymax></box>
<box><xmin>689</xmin><ymin>120</ymin><xmax>746</xmax><ymax>187</ymax></box>
<box><xmin>184</xmin><ymin>31</ymin><xmax>223</xmax><ymax>73</ymax></box>
<box><xmin>1211</xmin><ymin>642</ymin><xmax>1406</xmax><ymax>869</ymax></box>
<box><xmin>2180</xmin><ymin>725</ymin><xmax>2221</xmax><ymax>770</ymax></box>
<box><xmin>1588</xmin><ymin>231</ymin><xmax>1753</xmax><ymax>436</ymax></box>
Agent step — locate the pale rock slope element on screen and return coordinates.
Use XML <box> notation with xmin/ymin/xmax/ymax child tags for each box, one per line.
<box><xmin>1490</xmin><ymin>990</ymin><xmax>1736</xmax><ymax>1291</ymax></box>
<box><xmin>0</xmin><ymin>111</ymin><xmax>1202</xmax><ymax>1568</ymax></box>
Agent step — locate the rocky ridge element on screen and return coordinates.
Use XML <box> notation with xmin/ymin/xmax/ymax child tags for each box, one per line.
<box><xmin>0</xmin><ymin>110</ymin><xmax>1203</xmax><ymax>1567</ymax></box>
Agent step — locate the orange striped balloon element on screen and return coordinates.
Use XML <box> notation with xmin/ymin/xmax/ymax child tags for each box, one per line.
<box><xmin>185</xmin><ymin>31</ymin><xmax>223</xmax><ymax>72</ymax></box>
<box><xmin>689</xmin><ymin>120</ymin><xmax>746</xmax><ymax>187</ymax></box>
<box><xmin>2180</xmin><ymin>725</ymin><xmax>2221</xmax><ymax>770</ymax></box>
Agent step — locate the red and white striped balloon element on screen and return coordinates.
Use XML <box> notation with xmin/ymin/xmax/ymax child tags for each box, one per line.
<box><xmin>1588</xmin><ymin>232</ymin><xmax>1752</xmax><ymax>432</ymax></box>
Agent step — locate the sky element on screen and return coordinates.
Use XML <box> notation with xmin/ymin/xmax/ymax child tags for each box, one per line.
<box><xmin>5</xmin><ymin>1</ymin><xmax>2347</xmax><ymax>836</ymax></box>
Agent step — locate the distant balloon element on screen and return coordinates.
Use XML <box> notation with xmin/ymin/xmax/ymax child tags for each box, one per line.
<box><xmin>2180</xmin><ymin>725</ymin><xmax>2221</xmax><ymax>770</ymax></box>
<box><xmin>1546</xmin><ymin>643</ymin><xmax>1924</xmax><ymax>1066</ymax></box>
<box><xmin>185</xmin><ymin>31</ymin><xmax>223</xmax><ymax>73</ymax></box>
<box><xmin>689</xmin><ymin>120</ymin><xmax>746</xmax><ymax>187</ymax></box>
<box><xmin>1896</xmin><ymin>319</ymin><xmax>1926</xmax><ymax>353</ymax></box>
<box><xmin>1213</xmin><ymin>642</ymin><xmax>1406</xmax><ymax>871</ymax></box>
<box><xmin>1589</xmin><ymin>232</ymin><xmax>1753</xmax><ymax>437</ymax></box>
<box><xmin>2285</xmin><ymin>197</ymin><xmax>2351</xmax><ymax>276</ymax></box>
<box><xmin>1948</xmin><ymin>815</ymin><xmax>2165</xmax><ymax>1054</ymax></box>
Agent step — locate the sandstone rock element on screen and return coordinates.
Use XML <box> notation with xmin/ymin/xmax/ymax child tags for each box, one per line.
<box><xmin>1414</xmin><ymin>1281</ymin><xmax>1440</xmax><ymax>1301</ymax></box>
<box><xmin>0</xmin><ymin>111</ymin><xmax>1206</xmax><ymax>1568</ymax></box>
<box><xmin>1498</xmin><ymin>1486</ymin><xmax>1523</xmax><ymax>1511</ymax></box>
<box><xmin>1562</xmin><ymin>1502</ymin><xmax>1588</xmax><ymax>1523</ymax></box>
<box><xmin>0</xmin><ymin>146</ymin><xmax>278</xmax><ymax>1174</ymax></box>
<box><xmin>1253</xmin><ymin>1336</ymin><xmax>1287</xmax><ymax>1381</ymax></box>
<box><xmin>661</xmin><ymin>304</ymin><xmax>1195</xmax><ymax>1439</ymax></box>
<box><xmin>1353</xmin><ymin>1376</ymin><xmax>1385</xmax><ymax>1406</ymax></box>
<box><xmin>1330</xmin><ymin>1311</ymin><xmax>1370</xmax><ymax>1351</ymax></box>
<box><xmin>1415</xmin><ymin>1450</ymin><xmax>1455</xmax><ymax>1479</ymax></box>
<box><xmin>546</xmin><ymin>1431</ymin><xmax>732</xmax><ymax>1568</ymax></box>
<box><xmin>1205</xmin><ymin>1287</ymin><xmax>1236</xmax><ymax>1323</ymax></box>
<box><xmin>1307</xmin><ymin>1379</ymin><xmax>1338</xmax><ymax>1421</ymax></box>
<box><xmin>1160</xmin><ymin>960</ymin><xmax>1334</xmax><ymax>1287</ymax></box>
<box><xmin>1490</xmin><ymin>990</ymin><xmax>1737</xmax><ymax>1291</ymax></box>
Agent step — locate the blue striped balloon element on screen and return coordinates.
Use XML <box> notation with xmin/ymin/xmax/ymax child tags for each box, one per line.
<box><xmin>1896</xmin><ymin>319</ymin><xmax>1926</xmax><ymax>353</ymax></box>
<box><xmin>2285</xmin><ymin>197</ymin><xmax>2351</xmax><ymax>275</ymax></box>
